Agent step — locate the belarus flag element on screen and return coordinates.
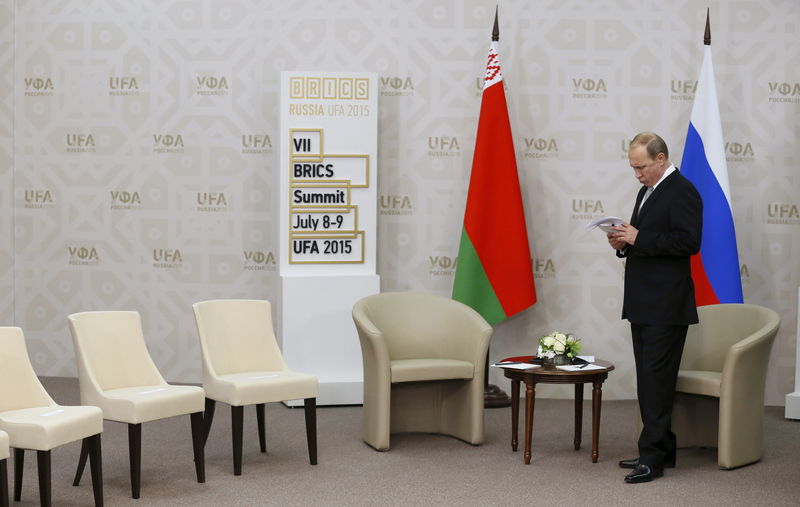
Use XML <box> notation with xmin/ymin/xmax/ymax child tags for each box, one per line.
<box><xmin>679</xmin><ymin>29</ymin><xmax>743</xmax><ymax>305</ymax></box>
<box><xmin>452</xmin><ymin>36</ymin><xmax>537</xmax><ymax>325</ymax></box>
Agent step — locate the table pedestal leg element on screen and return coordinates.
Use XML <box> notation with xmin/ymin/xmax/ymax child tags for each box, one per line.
<box><xmin>511</xmin><ymin>380</ymin><xmax>520</xmax><ymax>451</ymax></box>
<box><xmin>574</xmin><ymin>383</ymin><xmax>584</xmax><ymax>450</ymax></box>
<box><xmin>591</xmin><ymin>379</ymin><xmax>603</xmax><ymax>463</ymax></box>
<box><xmin>524</xmin><ymin>382</ymin><xmax>535</xmax><ymax>464</ymax></box>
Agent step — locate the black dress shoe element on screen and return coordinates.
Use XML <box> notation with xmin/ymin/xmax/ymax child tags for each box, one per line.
<box><xmin>624</xmin><ymin>464</ymin><xmax>663</xmax><ymax>484</ymax></box>
<box><xmin>618</xmin><ymin>456</ymin><xmax>675</xmax><ymax>469</ymax></box>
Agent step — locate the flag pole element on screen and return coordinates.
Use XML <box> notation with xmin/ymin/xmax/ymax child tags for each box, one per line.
<box><xmin>704</xmin><ymin>8</ymin><xmax>711</xmax><ymax>45</ymax></box>
<box><xmin>483</xmin><ymin>5</ymin><xmax>512</xmax><ymax>409</ymax></box>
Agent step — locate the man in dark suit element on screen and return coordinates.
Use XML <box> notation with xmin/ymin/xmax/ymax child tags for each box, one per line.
<box><xmin>608</xmin><ymin>132</ymin><xmax>702</xmax><ymax>483</ymax></box>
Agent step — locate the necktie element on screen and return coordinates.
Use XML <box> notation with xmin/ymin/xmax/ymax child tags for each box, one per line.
<box><xmin>639</xmin><ymin>186</ymin><xmax>654</xmax><ymax>211</ymax></box>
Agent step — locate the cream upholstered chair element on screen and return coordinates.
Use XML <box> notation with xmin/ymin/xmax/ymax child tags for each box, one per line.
<box><xmin>672</xmin><ymin>304</ymin><xmax>780</xmax><ymax>469</ymax></box>
<box><xmin>192</xmin><ymin>299</ymin><xmax>318</xmax><ymax>475</ymax></box>
<box><xmin>1</xmin><ymin>430</ymin><xmax>9</xmax><ymax>507</ymax></box>
<box><xmin>352</xmin><ymin>292</ymin><xmax>493</xmax><ymax>451</ymax></box>
<box><xmin>68</xmin><ymin>311</ymin><xmax>206</xmax><ymax>499</ymax></box>
<box><xmin>0</xmin><ymin>327</ymin><xmax>103</xmax><ymax>507</ymax></box>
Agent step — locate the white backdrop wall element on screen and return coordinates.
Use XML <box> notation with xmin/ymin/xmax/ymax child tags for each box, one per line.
<box><xmin>2</xmin><ymin>0</ymin><xmax>798</xmax><ymax>404</ymax></box>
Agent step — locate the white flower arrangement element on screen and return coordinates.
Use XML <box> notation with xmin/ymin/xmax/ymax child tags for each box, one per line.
<box><xmin>537</xmin><ymin>331</ymin><xmax>581</xmax><ymax>359</ymax></box>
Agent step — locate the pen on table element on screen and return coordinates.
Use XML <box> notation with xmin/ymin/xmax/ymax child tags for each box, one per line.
<box><xmin>578</xmin><ymin>362</ymin><xmax>589</xmax><ymax>368</ymax></box>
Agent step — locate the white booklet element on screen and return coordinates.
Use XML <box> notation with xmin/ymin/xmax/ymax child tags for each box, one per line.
<box><xmin>556</xmin><ymin>364</ymin><xmax>606</xmax><ymax>372</ymax></box>
<box><xmin>585</xmin><ymin>216</ymin><xmax>624</xmax><ymax>233</ymax></box>
<box><xmin>491</xmin><ymin>362</ymin><xmax>540</xmax><ymax>370</ymax></box>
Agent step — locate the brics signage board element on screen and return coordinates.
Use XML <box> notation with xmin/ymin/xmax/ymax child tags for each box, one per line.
<box><xmin>279</xmin><ymin>71</ymin><xmax>377</xmax><ymax>275</ymax></box>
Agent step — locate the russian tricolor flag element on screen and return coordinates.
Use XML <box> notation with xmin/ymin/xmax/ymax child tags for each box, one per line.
<box><xmin>680</xmin><ymin>43</ymin><xmax>744</xmax><ymax>305</ymax></box>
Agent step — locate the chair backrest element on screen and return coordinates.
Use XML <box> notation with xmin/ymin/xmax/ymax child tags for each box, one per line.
<box><xmin>354</xmin><ymin>292</ymin><xmax>484</xmax><ymax>360</ymax></box>
<box><xmin>680</xmin><ymin>304</ymin><xmax>781</xmax><ymax>372</ymax></box>
<box><xmin>68</xmin><ymin>311</ymin><xmax>165</xmax><ymax>392</ymax></box>
<box><xmin>0</xmin><ymin>327</ymin><xmax>55</xmax><ymax>412</ymax></box>
<box><xmin>192</xmin><ymin>299</ymin><xmax>286</xmax><ymax>376</ymax></box>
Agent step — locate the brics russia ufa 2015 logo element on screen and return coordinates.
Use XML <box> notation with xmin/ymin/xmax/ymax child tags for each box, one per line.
<box><xmin>670</xmin><ymin>79</ymin><xmax>697</xmax><ymax>101</ymax></box>
<box><xmin>534</xmin><ymin>258</ymin><xmax>556</xmax><ymax>279</ymax></box>
<box><xmin>428</xmin><ymin>255</ymin><xmax>457</xmax><ymax>277</ymax></box>
<box><xmin>153</xmin><ymin>134</ymin><xmax>184</xmax><ymax>154</ymax></box>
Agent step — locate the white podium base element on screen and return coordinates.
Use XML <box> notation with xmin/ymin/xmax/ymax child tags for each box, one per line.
<box><xmin>785</xmin><ymin>392</ymin><xmax>800</xmax><ymax>420</ymax></box>
<box><xmin>279</xmin><ymin>273</ymin><xmax>379</xmax><ymax>406</ymax></box>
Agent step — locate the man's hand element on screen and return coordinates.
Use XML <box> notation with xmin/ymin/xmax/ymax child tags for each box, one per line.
<box><xmin>610</xmin><ymin>222</ymin><xmax>638</xmax><ymax>247</ymax></box>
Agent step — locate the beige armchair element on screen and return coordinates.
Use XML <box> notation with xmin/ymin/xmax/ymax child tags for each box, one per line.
<box><xmin>352</xmin><ymin>292</ymin><xmax>493</xmax><ymax>451</ymax></box>
<box><xmin>68</xmin><ymin>311</ymin><xmax>206</xmax><ymax>499</ymax></box>
<box><xmin>1</xmin><ymin>429</ymin><xmax>8</xmax><ymax>506</ymax></box>
<box><xmin>672</xmin><ymin>303</ymin><xmax>780</xmax><ymax>469</ymax></box>
<box><xmin>0</xmin><ymin>327</ymin><xmax>103</xmax><ymax>507</ymax></box>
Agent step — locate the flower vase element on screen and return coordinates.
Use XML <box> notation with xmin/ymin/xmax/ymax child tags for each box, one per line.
<box><xmin>545</xmin><ymin>354</ymin><xmax>571</xmax><ymax>366</ymax></box>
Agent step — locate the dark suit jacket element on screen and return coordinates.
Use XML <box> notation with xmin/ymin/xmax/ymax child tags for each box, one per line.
<box><xmin>617</xmin><ymin>169</ymin><xmax>703</xmax><ymax>325</ymax></box>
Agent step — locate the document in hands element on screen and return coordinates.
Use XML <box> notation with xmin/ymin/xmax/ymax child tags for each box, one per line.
<box><xmin>585</xmin><ymin>216</ymin><xmax>624</xmax><ymax>233</ymax></box>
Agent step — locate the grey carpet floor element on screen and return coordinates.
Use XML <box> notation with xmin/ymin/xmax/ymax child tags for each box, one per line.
<box><xmin>8</xmin><ymin>377</ymin><xmax>800</xmax><ymax>506</ymax></box>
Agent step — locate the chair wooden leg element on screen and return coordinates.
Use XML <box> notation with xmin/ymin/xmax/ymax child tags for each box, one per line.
<box><xmin>73</xmin><ymin>437</ymin><xmax>90</xmax><ymax>486</ymax></box>
<box><xmin>304</xmin><ymin>397</ymin><xmax>317</xmax><ymax>465</ymax></box>
<box><xmin>128</xmin><ymin>423</ymin><xmax>142</xmax><ymax>499</ymax></box>
<box><xmin>203</xmin><ymin>398</ymin><xmax>216</xmax><ymax>447</ymax></box>
<box><xmin>13</xmin><ymin>449</ymin><xmax>23</xmax><ymax>502</ymax></box>
<box><xmin>256</xmin><ymin>403</ymin><xmax>266</xmax><ymax>453</ymax></box>
<box><xmin>231</xmin><ymin>405</ymin><xmax>244</xmax><ymax>476</ymax></box>
<box><xmin>87</xmin><ymin>434</ymin><xmax>103</xmax><ymax>507</ymax></box>
<box><xmin>36</xmin><ymin>450</ymin><xmax>51</xmax><ymax>507</ymax></box>
<box><xmin>190</xmin><ymin>411</ymin><xmax>205</xmax><ymax>483</ymax></box>
<box><xmin>1</xmin><ymin>458</ymin><xmax>9</xmax><ymax>507</ymax></box>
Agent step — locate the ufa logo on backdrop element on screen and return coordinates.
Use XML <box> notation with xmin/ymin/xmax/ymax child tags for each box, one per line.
<box><xmin>571</xmin><ymin>77</ymin><xmax>607</xmax><ymax>99</ymax></box>
<box><xmin>110</xmin><ymin>190</ymin><xmax>142</xmax><ymax>210</ymax></box>
<box><xmin>68</xmin><ymin>246</ymin><xmax>100</xmax><ymax>266</ymax></box>
<box><xmin>768</xmin><ymin>81</ymin><xmax>800</xmax><ymax>103</ymax></box>
<box><xmin>243</xmin><ymin>250</ymin><xmax>276</xmax><ymax>271</ymax></box>
<box><xmin>670</xmin><ymin>79</ymin><xmax>697</xmax><ymax>101</ymax></box>
<box><xmin>196</xmin><ymin>192</ymin><xmax>228</xmax><ymax>212</ymax></box>
<box><xmin>109</xmin><ymin>76</ymin><xmax>139</xmax><ymax>96</ymax></box>
<box><xmin>196</xmin><ymin>75</ymin><xmax>229</xmax><ymax>96</ymax></box>
<box><xmin>534</xmin><ymin>258</ymin><xmax>556</xmax><ymax>279</ymax></box>
<box><xmin>571</xmin><ymin>199</ymin><xmax>605</xmax><ymax>220</ymax></box>
<box><xmin>153</xmin><ymin>248</ymin><xmax>183</xmax><ymax>269</ymax></box>
<box><xmin>428</xmin><ymin>254</ymin><xmax>457</xmax><ymax>277</ymax></box>
<box><xmin>725</xmin><ymin>141</ymin><xmax>754</xmax><ymax>163</ymax></box>
<box><xmin>23</xmin><ymin>189</ymin><xmax>54</xmax><ymax>209</ymax></box>
<box><xmin>65</xmin><ymin>133</ymin><xmax>95</xmax><ymax>153</ymax></box>
<box><xmin>766</xmin><ymin>203</ymin><xmax>800</xmax><ymax>225</ymax></box>
<box><xmin>24</xmin><ymin>76</ymin><xmax>54</xmax><ymax>96</ymax></box>
<box><xmin>524</xmin><ymin>137</ymin><xmax>558</xmax><ymax>159</ymax></box>
<box><xmin>427</xmin><ymin>136</ymin><xmax>460</xmax><ymax>157</ymax></box>
<box><xmin>379</xmin><ymin>194</ymin><xmax>413</xmax><ymax>216</ymax></box>
<box><xmin>380</xmin><ymin>76</ymin><xmax>414</xmax><ymax>97</ymax></box>
<box><xmin>153</xmin><ymin>133</ymin><xmax>184</xmax><ymax>154</ymax></box>
<box><xmin>241</xmin><ymin>134</ymin><xmax>272</xmax><ymax>154</ymax></box>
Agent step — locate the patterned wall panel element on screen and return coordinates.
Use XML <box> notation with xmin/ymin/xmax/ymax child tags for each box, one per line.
<box><xmin>8</xmin><ymin>0</ymin><xmax>799</xmax><ymax>404</ymax></box>
<box><xmin>0</xmin><ymin>0</ymin><xmax>13</xmax><ymax>326</ymax></box>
